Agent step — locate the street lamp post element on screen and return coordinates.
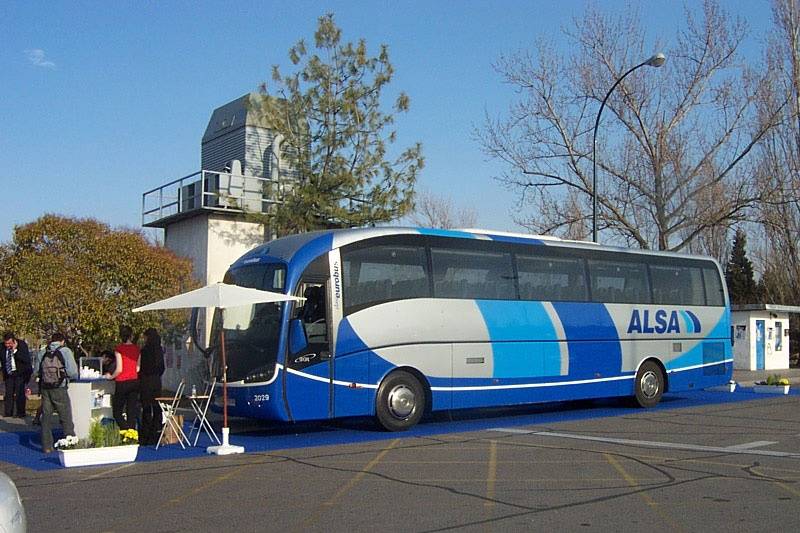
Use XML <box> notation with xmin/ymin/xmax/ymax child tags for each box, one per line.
<box><xmin>591</xmin><ymin>52</ymin><xmax>666</xmax><ymax>243</ymax></box>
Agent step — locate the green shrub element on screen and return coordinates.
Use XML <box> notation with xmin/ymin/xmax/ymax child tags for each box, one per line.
<box><xmin>88</xmin><ymin>419</ymin><xmax>124</xmax><ymax>447</ymax></box>
<box><xmin>88</xmin><ymin>419</ymin><xmax>106</xmax><ymax>448</ymax></box>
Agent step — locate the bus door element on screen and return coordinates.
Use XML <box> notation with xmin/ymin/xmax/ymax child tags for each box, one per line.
<box><xmin>285</xmin><ymin>279</ymin><xmax>334</xmax><ymax>421</ymax></box>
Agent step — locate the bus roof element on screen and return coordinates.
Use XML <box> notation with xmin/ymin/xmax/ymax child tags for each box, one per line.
<box><xmin>231</xmin><ymin>227</ymin><xmax>721</xmax><ymax>269</ymax></box>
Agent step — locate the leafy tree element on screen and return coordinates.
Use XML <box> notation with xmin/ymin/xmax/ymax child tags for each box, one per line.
<box><xmin>725</xmin><ymin>229</ymin><xmax>759</xmax><ymax>304</ymax></box>
<box><xmin>0</xmin><ymin>215</ymin><xmax>197</xmax><ymax>352</ymax></box>
<box><xmin>479</xmin><ymin>0</ymin><xmax>786</xmax><ymax>250</ymax></box>
<box><xmin>753</xmin><ymin>0</ymin><xmax>800</xmax><ymax>307</ymax></box>
<box><xmin>253</xmin><ymin>13</ymin><xmax>424</xmax><ymax>234</ymax></box>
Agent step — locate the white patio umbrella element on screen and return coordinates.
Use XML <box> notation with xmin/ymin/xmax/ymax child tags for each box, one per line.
<box><xmin>133</xmin><ymin>282</ymin><xmax>304</xmax><ymax>455</ymax></box>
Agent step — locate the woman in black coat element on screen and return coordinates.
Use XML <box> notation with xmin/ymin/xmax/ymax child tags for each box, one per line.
<box><xmin>138</xmin><ymin>328</ymin><xmax>165</xmax><ymax>445</ymax></box>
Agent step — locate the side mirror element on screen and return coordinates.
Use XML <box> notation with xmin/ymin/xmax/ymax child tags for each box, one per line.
<box><xmin>288</xmin><ymin>318</ymin><xmax>308</xmax><ymax>354</ymax></box>
<box><xmin>189</xmin><ymin>308</ymin><xmax>210</xmax><ymax>356</ymax></box>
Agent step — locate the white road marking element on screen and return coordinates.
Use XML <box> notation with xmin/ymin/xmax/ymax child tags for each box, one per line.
<box><xmin>724</xmin><ymin>441</ymin><xmax>778</xmax><ymax>450</ymax></box>
<box><xmin>81</xmin><ymin>462</ymin><xmax>135</xmax><ymax>480</ymax></box>
<box><xmin>494</xmin><ymin>427</ymin><xmax>539</xmax><ymax>434</ymax></box>
<box><xmin>488</xmin><ymin>429</ymin><xmax>800</xmax><ymax>458</ymax></box>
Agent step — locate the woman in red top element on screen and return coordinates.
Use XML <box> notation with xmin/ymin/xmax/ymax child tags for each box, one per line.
<box><xmin>105</xmin><ymin>325</ymin><xmax>141</xmax><ymax>430</ymax></box>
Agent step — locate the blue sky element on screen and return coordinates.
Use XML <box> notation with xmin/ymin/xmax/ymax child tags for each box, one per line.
<box><xmin>0</xmin><ymin>1</ymin><xmax>773</xmax><ymax>243</ymax></box>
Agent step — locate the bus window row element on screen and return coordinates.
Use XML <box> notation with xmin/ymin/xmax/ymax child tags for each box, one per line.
<box><xmin>341</xmin><ymin>243</ymin><xmax>725</xmax><ymax>314</ymax></box>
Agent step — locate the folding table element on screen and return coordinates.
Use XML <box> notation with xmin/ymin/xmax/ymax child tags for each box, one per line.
<box><xmin>155</xmin><ymin>380</ymin><xmax>190</xmax><ymax>449</ymax></box>
<box><xmin>187</xmin><ymin>378</ymin><xmax>221</xmax><ymax>447</ymax></box>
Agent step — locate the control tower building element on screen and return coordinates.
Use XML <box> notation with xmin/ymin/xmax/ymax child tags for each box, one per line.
<box><xmin>141</xmin><ymin>93</ymin><xmax>292</xmax><ymax>388</ymax></box>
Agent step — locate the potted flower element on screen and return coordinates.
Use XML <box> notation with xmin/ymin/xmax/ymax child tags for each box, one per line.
<box><xmin>55</xmin><ymin>420</ymin><xmax>139</xmax><ymax>468</ymax></box>
<box><xmin>753</xmin><ymin>374</ymin><xmax>791</xmax><ymax>395</ymax></box>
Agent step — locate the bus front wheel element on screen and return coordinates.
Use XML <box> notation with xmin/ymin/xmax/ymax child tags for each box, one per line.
<box><xmin>634</xmin><ymin>361</ymin><xmax>665</xmax><ymax>408</ymax></box>
<box><xmin>376</xmin><ymin>371</ymin><xmax>425</xmax><ymax>431</ymax></box>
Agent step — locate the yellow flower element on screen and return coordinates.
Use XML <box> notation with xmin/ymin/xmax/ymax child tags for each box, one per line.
<box><xmin>119</xmin><ymin>429</ymin><xmax>139</xmax><ymax>442</ymax></box>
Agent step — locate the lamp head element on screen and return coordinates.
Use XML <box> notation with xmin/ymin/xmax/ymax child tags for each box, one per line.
<box><xmin>646</xmin><ymin>52</ymin><xmax>666</xmax><ymax>67</ymax></box>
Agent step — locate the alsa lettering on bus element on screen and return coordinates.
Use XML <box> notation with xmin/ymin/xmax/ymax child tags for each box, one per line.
<box><xmin>627</xmin><ymin>309</ymin><xmax>701</xmax><ymax>334</ymax></box>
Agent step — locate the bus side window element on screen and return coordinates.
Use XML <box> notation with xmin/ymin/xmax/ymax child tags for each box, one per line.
<box><xmin>297</xmin><ymin>283</ymin><xmax>327</xmax><ymax>345</ymax></box>
<box><xmin>588</xmin><ymin>259</ymin><xmax>648</xmax><ymax>304</ymax></box>
<box><xmin>702</xmin><ymin>267</ymin><xmax>725</xmax><ymax>306</ymax></box>
<box><xmin>302</xmin><ymin>285</ymin><xmax>325</xmax><ymax>323</ymax></box>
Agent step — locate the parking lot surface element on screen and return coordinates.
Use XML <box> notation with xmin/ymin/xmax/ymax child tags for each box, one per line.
<box><xmin>4</xmin><ymin>390</ymin><xmax>800</xmax><ymax>532</ymax></box>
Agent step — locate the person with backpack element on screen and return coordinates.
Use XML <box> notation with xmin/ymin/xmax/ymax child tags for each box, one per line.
<box><xmin>39</xmin><ymin>333</ymin><xmax>78</xmax><ymax>453</ymax></box>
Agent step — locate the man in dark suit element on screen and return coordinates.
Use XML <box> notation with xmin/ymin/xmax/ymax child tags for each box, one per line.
<box><xmin>2</xmin><ymin>332</ymin><xmax>33</xmax><ymax>418</ymax></box>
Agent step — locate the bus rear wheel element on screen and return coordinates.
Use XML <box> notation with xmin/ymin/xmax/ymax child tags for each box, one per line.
<box><xmin>634</xmin><ymin>361</ymin><xmax>665</xmax><ymax>408</ymax></box>
<box><xmin>376</xmin><ymin>371</ymin><xmax>425</xmax><ymax>431</ymax></box>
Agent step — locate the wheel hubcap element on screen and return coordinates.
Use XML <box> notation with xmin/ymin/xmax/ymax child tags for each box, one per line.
<box><xmin>387</xmin><ymin>384</ymin><xmax>416</xmax><ymax>419</ymax></box>
<box><xmin>640</xmin><ymin>370</ymin><xmax>660</xmax><ymax>398</ymax></box>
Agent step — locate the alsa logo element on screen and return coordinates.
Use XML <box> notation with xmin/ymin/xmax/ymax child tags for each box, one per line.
<box><xmin>627</xmin><ymin>309</ymin><xmax>701</xmax><ymax>334</ymax></box>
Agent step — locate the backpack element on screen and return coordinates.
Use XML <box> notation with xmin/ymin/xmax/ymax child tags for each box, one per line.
<box><xmin>40</xmin><ymin>348</ymin><xmax>67</xmax><ymax>389</ymax></box>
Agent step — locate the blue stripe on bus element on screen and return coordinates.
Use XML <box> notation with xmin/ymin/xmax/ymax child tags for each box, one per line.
<box><xmin>287</xmin><ymin>233</ymin><xmax>334</xmax><ymax>275</ymax></box>
<box><xmin>336</xmin><ymin>318</ymin><xmax>373</xmax><ymax>358</ymax></box>
<box><xmin>336</xmin><ymin>318</ymin><xmax>397</xmax><ymax>383</ymax></box>
<box><xmin>480</xmin><ymin>235</ymin><xmax>546</xmax><ymax>245</ymax></box>
<box><xmin>476</xmin><ymin>300</ymin><xmax>562</xmax><ymax>378</ymax></box>
<box><xmin>552</xmin><ymin>302</ymin><xmax>622</xmax><ymax>378</ymax></box>
<box><xmin>416</xmin><ymin>228</ymin><xmax>479</xmax><ymax>239</ymax></box>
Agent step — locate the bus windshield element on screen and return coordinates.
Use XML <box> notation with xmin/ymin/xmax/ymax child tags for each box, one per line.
<box><xmin>215</xmin><ymin>263</ymin><xmax>287</xmax><ymax>382</ymax></box>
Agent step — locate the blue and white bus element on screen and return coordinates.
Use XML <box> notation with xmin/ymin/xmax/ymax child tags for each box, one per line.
<box><xmin>216</xmin><ymin>227</ymin><xmax>732</xmax><ymax>431</ymax></box>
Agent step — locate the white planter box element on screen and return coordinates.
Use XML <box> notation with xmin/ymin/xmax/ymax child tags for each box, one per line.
<box><xmin>753</xmin><ymin>384</ymin><xmax>790</xmax><ymax>395</ymax></box>
<box><xmin>707</xmin><ymin>381</ymin><xmax>737</xmax><ymax>393</ymax></box>
<box><xmin>57</xmin><ymin>444</ymin><xmax>139</xmax><ymax>468</ymax></box>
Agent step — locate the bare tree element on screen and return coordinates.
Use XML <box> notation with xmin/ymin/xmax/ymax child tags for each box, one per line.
<box><xmin>753</xmin><ymin>0</ymin><xmax>800</xmax><ymax>303</ymax></box>
<box><xmin>410</xmin><ymin>190</ymin><xmax>478</xmax><ymax>229</ymax></box>
<box><xmin>479</xmin><ymin>0</ymin><xmax>786</xmax><ymax>251</ymax></box>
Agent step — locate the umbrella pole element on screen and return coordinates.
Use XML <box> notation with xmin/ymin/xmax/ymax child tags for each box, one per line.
<box><xmin>208</xmin><ymin>306</ymin><xmax>244</xmax><ymax>455</ymax></box>
<box><xmin>221</xmin><ymin>309</ymin><xmax>227</xmax><ymax>430</ymax></box>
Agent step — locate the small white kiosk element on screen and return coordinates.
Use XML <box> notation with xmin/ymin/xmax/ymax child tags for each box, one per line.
<box><xmin>731</xmin><ymin>304</ymin><xmax>800</xmax><ymax>371</ymax></box>
<box><xmin>66</xmin><ymin>357</ymin><xmax>115</xmax><ymax>439</ymax></box>
<box><xmin>67</xmin><ymin>380</ymin><xmax>115</xmax><ymax>438</ymax></box>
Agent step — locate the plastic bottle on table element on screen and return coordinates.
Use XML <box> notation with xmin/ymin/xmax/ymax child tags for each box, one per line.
<box><xmin>191</xmin><ymin>384</ymin><xmax>197</xmax><ymax>397</ymax></box>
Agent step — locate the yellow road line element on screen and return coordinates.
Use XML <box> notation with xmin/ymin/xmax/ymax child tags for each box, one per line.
<box><xmin>501</xmin><ymin>437</ymin><xmax>800</xmax><ymax>474</ymax></box>
<box><xmin>605</xmin><ymin>453</ymin><xmax>684</xmax><ymax>532</ymax></box>
<box><xmin>751</xmin><ymin>466</ymin><xmax>800</xmax><ymax>499</ymax></box>
<box><xmin>775</xmin><ymin>481</ymin><xmax>800</xmax><ymax>498</ymax></box>
<box><xmin>165</xmin><ymin>463</ymin><xmax>250</xmax><ymax>507</ymax></box>
<box><xmin>294</xmin><ymin>439</ymin><xmax>399</xmax><ymax>532</ymax></box>
<box><xmin>485</xmin><ymin>440</ymin><xmax>497</xmax><ymax>508</ymax></box>
<box><xmin>323</xmin><ymin>438</ymin><xmax>399</xmax><ymax>507</ymax></box>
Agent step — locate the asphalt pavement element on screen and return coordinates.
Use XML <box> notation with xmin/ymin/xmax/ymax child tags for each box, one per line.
<box><xmin>3</xmin><ymin>384</ymin><xmax>800</xmax><ymax>532</ymax></box>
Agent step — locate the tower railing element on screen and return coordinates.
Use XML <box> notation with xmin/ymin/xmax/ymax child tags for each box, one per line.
<box><xmin>142</xmin><ymin>170</ymin><xmax>284</xmax><ymax>228</ymax></box>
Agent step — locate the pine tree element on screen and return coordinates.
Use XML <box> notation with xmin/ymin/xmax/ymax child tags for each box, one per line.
<box><xmin>725</xmin><ymin>229</ymin><xmax>758</xmax><ymax>304</ymax></box>
<box><xmin>253</xmin><ymin>14</ymin><xmax>424</xmax><ymax>234</ymax></box>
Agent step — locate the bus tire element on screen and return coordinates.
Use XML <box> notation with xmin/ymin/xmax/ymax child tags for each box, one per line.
<box><xmin>634</xmin><ymin>360</ymin><xmax>664</xmax><ymax>408</ymax></box>
<box><xmin>375</xmin><ymin>371</ymin><xmax>425</xmax><ymax>431</ymax></box>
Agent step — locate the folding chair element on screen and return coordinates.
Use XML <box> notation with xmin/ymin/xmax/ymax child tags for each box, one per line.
<box><xmin>156</xmin><ymin>380</ymin><xmax>189</xmax><ymax>449</ymax></box>
<box><xmin>188</xmin><ymin>377</ymin><xmax>221</xmax><ymax>446</ymax></box>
